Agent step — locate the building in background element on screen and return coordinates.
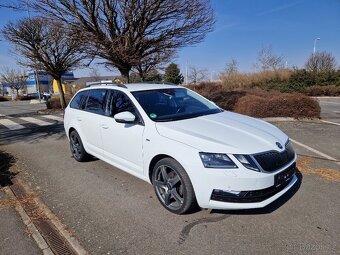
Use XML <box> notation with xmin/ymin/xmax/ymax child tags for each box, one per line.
<box><xmin>3</xmin><ymin>71</ymin><xmax>75</xmax><ymax>95</ymax></box>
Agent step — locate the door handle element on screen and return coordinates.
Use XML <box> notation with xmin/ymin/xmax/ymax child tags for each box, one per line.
<box><xmin>101</xmin><ymin>124</ymin><xmax>109</xmax><ymax>129</ymax></box>
<box><xmin>77</xmin><ymin>117</ymin><xmax>82</xmax><ymax>121</ymax></box>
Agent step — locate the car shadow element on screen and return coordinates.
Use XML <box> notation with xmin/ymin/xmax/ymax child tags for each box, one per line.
<box><xmin>209</xmin><ymin>169</ymin><xmax>303</xmax><ymax>215</ymax></box>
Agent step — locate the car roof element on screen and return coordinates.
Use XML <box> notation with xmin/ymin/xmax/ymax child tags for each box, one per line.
<box><xmin>84</xmin><ymin>82</ymin><xmax>181</xmax><ymax>92</ymax></box>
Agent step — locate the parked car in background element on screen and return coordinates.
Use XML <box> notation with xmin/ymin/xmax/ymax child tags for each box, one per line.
<box><xmin>42</xmin><ymin>92</ymin><xmax>51</xmax><ymax>100</ymax></box>
<box><xmin>64</xmin><ymin>83</ymin><xmax>298</xmax><ymax>214</ymax></box>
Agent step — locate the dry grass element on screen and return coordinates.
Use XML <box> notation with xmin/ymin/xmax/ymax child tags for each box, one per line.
<box><xmin>297</xmin><ymin>156</ymin><xmax>340</xmax><ymax>182</ymax></box>
<box><xmin>220</xmin><ymin>70</ymin><xmax>292</xmax><ymax>90</ymax></box>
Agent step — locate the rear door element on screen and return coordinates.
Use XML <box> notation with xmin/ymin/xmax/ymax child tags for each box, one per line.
<box><xmin>80</xmin><ymin>89</ymin><xmax>108</xmax><ymax>156</ymax></box>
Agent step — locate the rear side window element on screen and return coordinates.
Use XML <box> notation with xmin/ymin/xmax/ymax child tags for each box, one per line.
<box><xmin>85</xmin><ymin>89</ymin><xmax>108</xmax><ymax>115</ymax></box>
<box><xmin>70</xmin><ymin>90</ymin><xmax>89</xmax><ymax>110</ymax></box>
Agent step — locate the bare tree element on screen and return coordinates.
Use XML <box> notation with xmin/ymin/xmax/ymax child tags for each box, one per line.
<box><xmin>29</xmin><ymin>0</ymin><xmax>215</xmax><ymax>82</ymax></box>
<box><xmin>224</xmin><ymin>58</ymin><xmax>238</xmax><ymax>75</ymax></box>
<box><xmin>0</xmin><ymin>68</ymin><xmax>27</xmax><ymax>97</ymax></box>
<box><xmin>256</xmin><ymin>45</ymin><xmax>284</xmax><ymax>71</ymax></box>
<box><xmin>134</xmin><ymin>50</ymin><xmax>173</xmax><ymax>82</ymax></box>
<box><xmin>2</xmin><ymin>18</ymin><xmax>86</xmax><ymax>109</ymax></box>
<box><xmin>89</xmin><ymin>68</ymin><xmax>101</xmax><ymax>80</ymax></box>
<box><xmin>188</xmin><ymin>66</ymin><xmax>208</xmax><ymax>83</ymax></box>
<box><xmin>305</xmin><ymin>51</ymin><xmax>337</xmax><ymax>73</ymax></box>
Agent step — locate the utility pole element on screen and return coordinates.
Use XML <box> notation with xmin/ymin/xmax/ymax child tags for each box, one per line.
<box><xmin>34</xmin><ymin>71</ymin><xmax>42</xmax><ymax>102</ymax></box>
<box><xmin>313</xmin><ymin>37</ymin><xmax>320</xmax><ymax>55</ymax></box>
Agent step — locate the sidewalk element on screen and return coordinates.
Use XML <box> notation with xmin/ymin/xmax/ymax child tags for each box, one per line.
<box><xmin>0</xmin><ymin>189</ymin><xmax>41</xmax><ymax>255</ymax></box>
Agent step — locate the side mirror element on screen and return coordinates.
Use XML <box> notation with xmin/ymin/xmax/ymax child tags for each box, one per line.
<box><xmin>114</xmin><ymin>111</ymin><xmax>136</xmax><ymax>123</ymax></box>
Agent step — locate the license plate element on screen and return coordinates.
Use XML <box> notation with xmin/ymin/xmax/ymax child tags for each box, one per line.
<box><xmin>275</xmin><ymin>163</ymin><xmax>296</xmax><ymax>187</ymax></box>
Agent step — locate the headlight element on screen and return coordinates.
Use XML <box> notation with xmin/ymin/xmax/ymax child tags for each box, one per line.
<box><xmin>234</xmin><ymin>154</ymin><xmax>260</xmax><ymax>172</ymax></box>
<box><xmin>199</xmin><ymin>153</ymin><xmax>238</xmax><ymax>169</ymax></box>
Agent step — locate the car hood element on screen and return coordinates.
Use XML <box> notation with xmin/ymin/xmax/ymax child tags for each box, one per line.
<box><xmin>155</xmin><ymin>111</ymin><xmax>288</xmax><ymax>154</ymax></box>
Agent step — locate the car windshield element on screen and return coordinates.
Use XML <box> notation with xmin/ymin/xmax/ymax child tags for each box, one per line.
<box><xmin>132</xmin><ymin>88</ymin><xmax>222</xmax><ymax>122</ymax></box>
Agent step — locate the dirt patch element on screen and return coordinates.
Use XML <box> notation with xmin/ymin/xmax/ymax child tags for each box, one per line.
<box><xmin>38</xmin><ymin>108</ymin><xmax>64</xmax><ymax>114</ymax></box>
<box><xmin>297</xmin><ymin>156</ymin><xmax>340</xmax><ymax>182</ymax></box>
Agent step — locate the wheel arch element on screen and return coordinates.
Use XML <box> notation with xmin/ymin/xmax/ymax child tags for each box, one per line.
<box><xmin>148</xmin><ymin>154</ymin><xmax>174</xmax><ymax>183</ymax></box>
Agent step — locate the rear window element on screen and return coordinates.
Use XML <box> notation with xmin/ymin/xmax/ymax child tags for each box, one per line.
<box><xmin>85</xmin><ymin>89</ymin><xmax>108</xmax><ymax>115</ymax></box>
<box><xmin>70</xmin><ymin>90</ymin><xmax>89</xmax><ymax>110</ymax></box>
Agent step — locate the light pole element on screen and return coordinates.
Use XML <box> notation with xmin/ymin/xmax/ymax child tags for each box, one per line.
<box><xmin>313</xmin><ymin>37</ymin><xmax>320</xmax><ymax>55</ymax></box>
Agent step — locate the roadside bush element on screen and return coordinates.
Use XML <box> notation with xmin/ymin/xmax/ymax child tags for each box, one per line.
<box><xmin>234</xmin><ymin>93</ymin><xmax>320</xmax><ymax>118</ymax></box>
<box><xmin>46</xmin><ymin>95</ymin><xmax>72</xmax><ymax>109</ymax></box>
<box><xmin>0</xmin><ymin>96</ymin><xmax>9</xmax><ymax>101</ymax></box>
<box><xmin>187</xmin><ymin>82</ymin><xmax>245</xmax><ymax>110</ymax></box>
<box><xmin>187</xmin><ymin>82</ymin><xmax>321</xmax><ymax>118</ymax></box>
<box><xmin>304</xmin><ymin>85</ymin><xmax>340</xmax><ymax>96</ymax></box>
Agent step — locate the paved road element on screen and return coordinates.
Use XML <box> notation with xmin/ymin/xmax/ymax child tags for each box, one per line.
<box><xmin>317</xmin><ymin>97</ymin><xmax>340</xmax><ymax>124</ymax></box>
<box><xmin>0</xmin><ymin>100</ymin><xmax>46</xmax><ymax>117</ymax></box>
<box><xmin>0</xmin><ymin>100</ymin><xmax>339</xmax><ymax>255</ymax></box>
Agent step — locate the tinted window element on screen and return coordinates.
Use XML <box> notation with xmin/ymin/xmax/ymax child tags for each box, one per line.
<box><xmin>85</xmin><ymin>89</ymin><xmax>108</xmax><ymax>115</ymax></box>
<box><xmin>108</xmin><ymin>90</ymin><xmax>137</xmax><ymax>117</ymax></box>
<box><xmin>70</xmin><ymin>90</ymin><xmax>89</xmax><ymax>110</ymax></box>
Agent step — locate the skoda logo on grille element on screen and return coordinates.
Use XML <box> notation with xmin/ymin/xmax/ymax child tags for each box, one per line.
<box><xmin>276</xmin><ymin>142</ymin><xmax>283</xmax><ymax>149</ymax></box>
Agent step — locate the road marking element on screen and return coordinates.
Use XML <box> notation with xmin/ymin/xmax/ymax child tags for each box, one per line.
<box><xmin>20</xmin><ymin>117</ymin><xmax>51</xmax><ymax>126</ymax></box>
<box><xmin>0</xmin><ymin>114</ymin><xmax>5</xmax><ymax>117</ymax></box>
<box><xmin>41</xmin><ymin>115</ymin><xmax>64</xmax><ymax>122</ymax></box>
<box><xmin>320</xmin><ymin>120</ymin><xmax>340</xmax><ymax>126</ymax></box>
<box><xmin>0</xmin><ymin>118</ymin><xmax>25</xmax><ymax>130</ymax></box>
<box><xmin>290</xmin><ymin>138</ymin><xmax>340</xmax><ymax>166</ymax></box>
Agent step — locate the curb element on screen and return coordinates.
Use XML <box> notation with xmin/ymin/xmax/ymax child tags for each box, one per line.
<box><xmin>3</xmin><ymin>186</ymin><xmax>54</xmax><ymax>255</ymax></box>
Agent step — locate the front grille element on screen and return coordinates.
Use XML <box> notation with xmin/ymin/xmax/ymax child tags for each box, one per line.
<box><xmin>253</xmin><ymin>142</ymin><xmax>295</xmax><ymax>172</ymax></box>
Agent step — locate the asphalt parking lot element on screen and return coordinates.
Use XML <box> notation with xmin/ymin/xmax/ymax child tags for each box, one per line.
<box><xmin>0</xmin><ymin>98</ymin><xmax>339</xmax><ymax>255</ymax></box>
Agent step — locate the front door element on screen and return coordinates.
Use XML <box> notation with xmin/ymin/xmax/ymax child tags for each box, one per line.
<box><xmin>100</xmin><ymin>90</ymin><xmax>145</xmax><ymax>174</ymax></box>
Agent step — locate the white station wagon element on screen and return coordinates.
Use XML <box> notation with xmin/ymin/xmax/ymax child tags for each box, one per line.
<box><xmin>64</xmin><ymin>83</ymin><xmax>297</xmax><ymax>214</ymax></box>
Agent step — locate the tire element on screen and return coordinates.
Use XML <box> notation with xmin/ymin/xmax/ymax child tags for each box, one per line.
<box><xmin>69</xmin><ymin>130</ymin><xmax>90</xmax><ymax>162</ymax></box>
<box><xmin>152</xmin><ymin>158</ymin><xmax>197</xmax><ymax>214</ymax></box>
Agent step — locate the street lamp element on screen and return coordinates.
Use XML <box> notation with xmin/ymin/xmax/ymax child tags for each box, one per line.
<box><xmin>313</xmin><ymin>37</ymin><xmax>320</xmax><ymax>55</ymax></box>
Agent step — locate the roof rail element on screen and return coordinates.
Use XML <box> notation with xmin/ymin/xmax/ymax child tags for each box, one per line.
<box><xmin>133</xmin><ymin>81</ymin><xmax>178</xmax><ymax>86</ymax></box>
<box><xmin>86</xmin><ymin>81</ymin><xmax>127</xmax><ymax>89</ymax></box>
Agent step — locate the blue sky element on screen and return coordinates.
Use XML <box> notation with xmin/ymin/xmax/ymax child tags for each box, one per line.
<box><xmin>0</xmin><ymin>0</ymin><xmax>339</xmax><ymax>78</ymax></box>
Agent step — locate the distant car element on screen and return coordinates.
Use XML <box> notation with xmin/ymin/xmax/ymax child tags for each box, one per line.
<box><xmin>64</xmin><ymin>83</ymin><xmax>297</xmax><ymax>214</ymax></box>
<box><xmin>42</xmin><ymin>92</ymin><xmax>51</xmax><ymax>100</ymax></box>
<box><xmin>27</xmin><ymin>93</ymin><xmax>40</xmax><ymax>99</ymax></box>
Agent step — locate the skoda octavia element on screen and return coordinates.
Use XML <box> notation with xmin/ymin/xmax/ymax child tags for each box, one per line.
<box><xmin>64</xmin><ymin>83</ymin><xmax>297</xmax><ymax>214</ymax></box>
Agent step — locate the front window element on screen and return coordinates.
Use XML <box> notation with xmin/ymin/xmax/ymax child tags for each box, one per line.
<box><xmin>132</xmin><ymin>88</ymin><xmax>222</xmax><ymax>122</ymax></box>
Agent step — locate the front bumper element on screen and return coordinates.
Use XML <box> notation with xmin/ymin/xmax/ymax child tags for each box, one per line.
<box><xmin>187</xmin><ymin>155</ymin><xmax>298</xmax><ymax>210</ymax></box>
